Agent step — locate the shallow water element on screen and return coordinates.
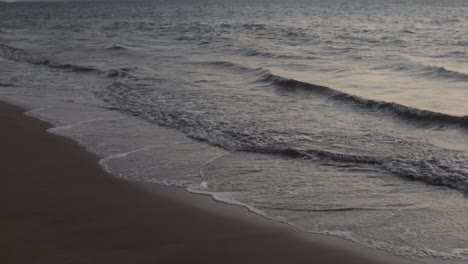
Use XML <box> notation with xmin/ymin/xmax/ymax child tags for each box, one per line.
<box><xmin>1</xmin><ymin>0</ymin><xmax>468</xmax><ymax>260</ymax></box>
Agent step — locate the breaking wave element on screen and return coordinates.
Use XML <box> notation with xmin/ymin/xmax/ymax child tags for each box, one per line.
<box><xmin>96</xmin><ymin>81</ymin><xmax>468</xmax><ymax>193</ymax></box>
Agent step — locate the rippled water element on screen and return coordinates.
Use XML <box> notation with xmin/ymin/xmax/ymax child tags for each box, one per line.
<box><xmin>1</xmin><ymin>0</ymin><xmax>468</xmax><ymax>261</ymax></box>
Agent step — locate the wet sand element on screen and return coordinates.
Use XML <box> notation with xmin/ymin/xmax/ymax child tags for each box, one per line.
<box><xmin>0</xmin><ymin>101</ymin><xmax>421</xmax><ymax>264</ymax></box>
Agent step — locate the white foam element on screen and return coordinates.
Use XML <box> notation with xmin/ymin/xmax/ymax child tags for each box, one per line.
<box><xmin>24</xmin><ymin>106</ymin><xmax>67</xmax><ymax>126</ymax></box>
<box><xmin>99</xmin><ymin>144</ymin><xmax>167</xmax><ymax>169</ymax></box>
<box><xmin>186</xmin><ymin>187</ymin><xmax>276</xmax><ymax>221</ymax></box>
<box><xmin>24</xmin><ymin>106</ymin><xmax>53</xmax><ymax>116</ymax></box>
<box><xmin>48</xmin><ymin>118</ymin><xmax>123</xmax><ymax>133</ymax></box>
<box><xmin>452</xmin><ymin>248</ymin><xmax>468</xmax><ymax>258</ymax></box>
<box><xmin>199</xmin><ymin>181</ymin><xmax>209</xmax><ymax>189</ymax></box>
<box><xmin>187</xmin><ymin>184</ymin><xmax>466</xmax><ymax>261</ymax></box>
<box><xmin>199</xmin><ymin>151</ymin><xmax>231</xmax><ymax>182</ymax></box>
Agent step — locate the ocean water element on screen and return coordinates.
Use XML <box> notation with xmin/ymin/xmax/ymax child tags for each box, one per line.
<box><xmin>1</xmin><ymin>0</ymin><xmax>468</xmax><ymax>261</ymax></box>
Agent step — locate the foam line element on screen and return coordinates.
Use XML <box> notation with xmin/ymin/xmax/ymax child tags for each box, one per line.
<box><xmin>24</xmin><ymin>106</ymin><xmax>53</xmax><ymax>116</ymax></box>
<box><xmin>47</xmin><ymin>118</ymin><xmax>123</xmax><ymax>132</ymax></box>
<box><xmin>99</xmin><ymin>144</ymin><xmax>167</xmax><ymax>166</ymax></box>
<box><xmin>186</xmin><ymin>187</ymin><xmax>277</xmax><ymax>221</ymax></box>
<box><xmin>186</xmin><ymin>185</ymin><xmax>463</xmax><ymax>260</ymax></box>
<box><xmin>198</xmin><ymin>151</ymin><xmax>231</xmax><ymax>188</ymax></box>
<box><xmin>98</xmin><ymin>141</ymin><xmax>187</xmax><ymax>169</ymax></box>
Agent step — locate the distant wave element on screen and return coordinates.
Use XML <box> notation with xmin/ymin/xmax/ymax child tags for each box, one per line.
<box><xmin>47</xmin><ymin>61</ymin><xmax>101</xmax><ymax>73</ymax></box>
<box><xmin>0</xmin><ymin>43</ymin><xmax>136</xmax><ymax>78</ymax></box>
<box><xmin>423</xmin><ymin>66</ymin><xmax>468</xmax><ymax>81</ymax></box>
<box><xmin>0</xmin><ymin>43</ymin><xmax>101</xmax><ymax>73</ymax></box>
<box><xmin>203</xmin><ymin>61</ymin><xmax>270</xmax><ymax>76</ymax></box>
<box><xmin>233</xmin><ymin>47</ymin><xmax>318</xmax><ymax>60</ymax></box>
<box><xmin>241</xmin><ymin>49</ymin><xmax>296</xmax><ymax>59</ymax></box>
<box><xmin>105</xmin><ymin>43</ymin><xmax>129</xmax><ymax>51</ymax></box>
<box><xmin>418</xmin><ymin>66</ymin><xmax>468</xmax><ymax>82</ymax></box>
<box><xmin>374</xmin><ymin>62</ymin><xmax>468</xmax><ymax>82</ymax></box>
<box><xmin>0</xmin><ymin>82</ymin><xmax>15</xmax><ymax>87</ymax></box>
<box><xmin>105</xmin><ymin>68</ymin><xmax>135</xmax><ymax>78</ymax></box>
<box><xmin>10</xmin><ymin>44</ymin><xmax>462</xmax><ymax>132</ymax></box>
<box><xmin>0</xmin><ymin>43</ymin><xmax>50</xmax><ymax>65</ymax></box>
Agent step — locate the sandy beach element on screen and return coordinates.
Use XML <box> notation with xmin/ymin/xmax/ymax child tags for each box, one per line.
<box><xmin>0</xmin><ymin>101</ymin><xmax>423</xmax><ymax>264</ymax></box>
<box><xmin>2</xmin><ymin>0</ymin><xmax>467</xmax><ymax>262</ymax></box>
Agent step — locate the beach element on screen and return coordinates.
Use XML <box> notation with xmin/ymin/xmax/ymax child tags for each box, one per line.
<box><xmin>0</xmin><ymin>0</ymin><xmax>468</xmax><ymax>264</ymax></box>
<box><xmin>0</xmin><ymin>101</ymin><xmax>424</xmax><ymax>263</ymax></box>
<box><xmin>1</xmin><ymin>0</ymin><xmax>468</xmax><ymax>261</ymax></box>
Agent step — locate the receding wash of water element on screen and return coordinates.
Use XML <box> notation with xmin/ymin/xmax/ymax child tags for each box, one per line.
<box><xmin>1</xmin><ymin>0</ymin><xmax>468</xmax><ymax>261</ymax></box>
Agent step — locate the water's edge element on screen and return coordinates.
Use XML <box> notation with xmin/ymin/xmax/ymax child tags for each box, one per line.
<box><xmin>1</xmin><ymin>98</ymin><xmax>455</xmax><ymax>264</ymax></box>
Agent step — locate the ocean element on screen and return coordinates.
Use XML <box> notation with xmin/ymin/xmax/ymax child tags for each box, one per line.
<box><xmin>1</xmin><ymin>0</ymin><xmax>468</xmax><ymax>261</ymax></box>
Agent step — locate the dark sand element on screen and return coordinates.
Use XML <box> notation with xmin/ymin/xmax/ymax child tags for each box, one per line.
<box><xmin>0</xmin><ymin>101</ymin><xmax>421</xmax><ymax>264</ymax></box>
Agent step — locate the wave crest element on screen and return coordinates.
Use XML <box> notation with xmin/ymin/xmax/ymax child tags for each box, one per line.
<box><xmin>258</xmin><ymin>71</ymin><xmax>468</xmax><ymax>128</ymax></box>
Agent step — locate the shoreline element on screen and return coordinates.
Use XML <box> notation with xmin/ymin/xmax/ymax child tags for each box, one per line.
<box><xmin>0</xmin><ymin>100</ymin><xmax>433</xmax><ymax>263</ymax></box>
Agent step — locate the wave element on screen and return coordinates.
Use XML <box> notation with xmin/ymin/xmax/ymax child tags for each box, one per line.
<box><xmin>254</xmin><ymin>147</ymin><xmax>382</xmax><ymax>164</ymax></box>
<box><xmin>235</xmin><ymin>48</ymin><xmax>317</xmax><ymax>60</ymax></box>
<box><xmin>0</xmin><ymin>43</ymin><xmax>137</xmax><ymax>79</ymax></box>
<box><xmin>3</xmin><ymin>43</ymin><xmax>467</xmax><ymax>193</ymax></box>
<box><xmin>382</xmin><ymin>156</ymin><xmax>468</xmax><ymax>193</ymax></box>
<box><xmin>105</xmin><ymin>69</ymin><xmax>135</xmax><ymax>78</ymax></box>
<box><xmin>205</xmin><ymin>60</ymin><xmax>468</xmax><ymax>128</ymax></box>
<box><xmin>258</xmin><ymin>72</ymin><xmax>468</xmax><ymax>128</ymax></box>
<box><xmin>241</xmin><ymin>49</ymin><xmax>294</xmax><ymax>59</ymax></box>
<box><xmin>0</xmin><ymin>43</ymin><xmax>101</xmax><ymax>73</ymax></box>
<box><xmin>0</xmin><ymin>82</ymin><xmax>15</xmax><ymax>87</ymax></box>
<box><xmin>0</xmin><ymin>43</ymin><xmax>50</xmax><ymax>65</ymax></box>
<box><xmin>256</xmin><ymin>205</ymin><xmax>390</xmax><ymax>212</ymax></box>
<box><xmin>418</xmin><ymin>65</ymin><xmax>468</xmax><ymax>82</ymax></box>
<box><xmin>255</xmin><ymin>146</ymin><xmax>468</xmax><ymax>193</ymax></box>
<box><xmin>202</xmin><ymin>61</ymin><xmax>270</xmax><ymax>76</ymax></box>
<box><xmin>375</xmin><ymin>62</ymin><xmax>468</xmax><ymax>82</ymax></box>
<box><xmin>47</xmin><ymin>61</ymin><xmax>101</xmax><ymax>73</ymax></box>
<box><xmin>96</xmin><ymin>81</ymin><xmax>468</xmax><ymax>194</ymax></box>
<box><xmin>105</xmin><ymin>43</ymin><xmax>129</xmax><ymax>51</ymax></box>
